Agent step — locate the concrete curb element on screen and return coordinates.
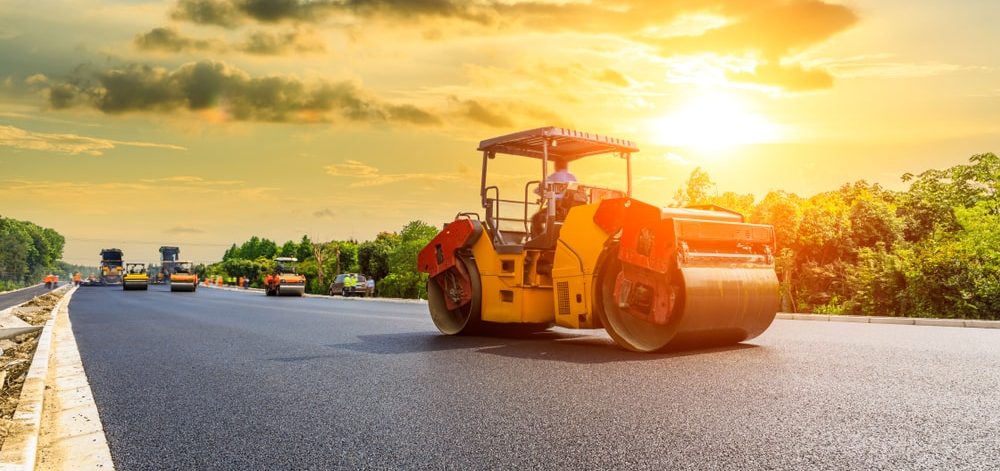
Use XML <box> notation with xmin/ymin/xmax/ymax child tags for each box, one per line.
<box><xmin>775</xmin><ymin>312</ymin><xmax>1000</xmax><ymax>329</ymax></box>
<box><xmin>205</xmin><ymin>284</ymin><xmax>428</xmax><ymax>305</ymax></box>
<box><xmin>0</xmin><ymin>286</ymin><xmax>73</xmax><ymax>470</ymax></box>
<box><xmin>36</xmin><ymin>287</ymin><xmax>115</xmax><ymax>470</ymax></box>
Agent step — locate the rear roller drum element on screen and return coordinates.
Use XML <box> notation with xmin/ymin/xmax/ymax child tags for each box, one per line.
<box><xmin>596</xmin><ymin>247</ymin><xmax>679</xmax><ymax>353</ymax></box>
<box><xmin>426</xmin><ymin>256</ymin><xmax>482</xmax><ymax>335</ymax></box>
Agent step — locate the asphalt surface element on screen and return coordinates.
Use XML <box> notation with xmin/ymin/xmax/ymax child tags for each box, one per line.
<box><xmin>0</xmin><ymin>283</ymin><xmax>52</xmax><ymax>310</ymax></box>
<box><xmin>69</xmin><ymin>286</ymin><xmax>1000</xmax><ymax>470</ymax></box>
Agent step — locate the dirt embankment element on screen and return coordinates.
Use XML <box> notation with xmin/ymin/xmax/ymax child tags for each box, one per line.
<box><xmin>0</xmin><ymin>288</ymin><xmax>67</xmax><ymax>444</ymax></box>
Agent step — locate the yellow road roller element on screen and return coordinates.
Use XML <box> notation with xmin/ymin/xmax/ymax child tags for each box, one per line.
<box><xmin>417</xmin><ymin>127</ymin><xmax>779</xmax><ymax>352</ymax></box>
<box><xmin>122</xmin><ymin>263</ymin><xmax>149</xmax><ymax>291</ymax></box>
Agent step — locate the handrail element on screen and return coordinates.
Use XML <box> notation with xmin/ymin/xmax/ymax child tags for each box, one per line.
<box><xmin>523</xmin><ymin>180</ymin><xmax>541</xmax><ymax>234</ymax></box>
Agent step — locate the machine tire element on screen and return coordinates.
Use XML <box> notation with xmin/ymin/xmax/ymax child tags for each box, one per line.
<box><xmin>427</xmin><ymin>256</ymin><xmax>482</xmax><ymax>335</ymax></box>
<box><xmin>595</xmin><ymin>244</ymin><xmax>678</xmax><ymax>353</ymax></box>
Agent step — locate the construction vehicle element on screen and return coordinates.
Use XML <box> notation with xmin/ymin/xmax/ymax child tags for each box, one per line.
<box><xmin>122</xmin><ymin>263</ymin><xmax>150</xmax><ymax>290</ymax></box>
<box><xmin>157</xmin><ymin>246</ymin><xmax>181</xmax><ymax>284</ymax></box>
<box><xmin>99</xmin><ymin>249</ymin><xmax>124</xmax><ymax>285</ymax></box>
<box><xmin>417</xmin><ymin>127</ymin><xmax>779</xmax><ymax>352</ymax></box>
<box><xmin>169</xmin><ymin>261</ymin><xmax>198</xmax><ymax>292</ymax></box>
<box><xmin>264</xmin><ymin>257</ymin><xmax>306</xmax><ymax>296</ymax></box>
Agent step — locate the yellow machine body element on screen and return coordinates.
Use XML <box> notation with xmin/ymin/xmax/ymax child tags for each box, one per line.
<box><xmin>465</xmin><ymin>203</ymin><xmax>607</xmax><ymax>328</ymax></box>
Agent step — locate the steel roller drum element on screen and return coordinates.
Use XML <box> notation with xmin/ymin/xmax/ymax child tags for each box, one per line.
<box><xmin>277</xmin><ymin>284</ymin><xmax>305</xmax><ymax>296</ymax></box>
<box><xmin>665</xmin><ymin>266</ymin><xmax>779</xmax><ymax>349</ymax></box>
<box><xmin>170</xmin><ymin>281</ymin><xmax>197</xmax><ymax>292</ymax></box>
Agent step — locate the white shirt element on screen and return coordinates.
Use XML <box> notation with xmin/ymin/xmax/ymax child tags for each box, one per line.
<box><xmin>366</xmin><ymin>279</ymin><xmax>375</xmax><ymax>289</ymax></box>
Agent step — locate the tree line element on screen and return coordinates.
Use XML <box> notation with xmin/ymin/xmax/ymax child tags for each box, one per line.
<box><xmin>207</xmin><ymin>220</ymin><xmax>439</xmax><ymax>298</ymax></box>
<box><xmin>677</xmin><ymin>153</ymin><xmax>1000</xmax><ymax>319</ymax></box>
<box><xmin>0</xmin><ymin>216</ymin><xmax>65</xmax><ymax>291</ymax></box>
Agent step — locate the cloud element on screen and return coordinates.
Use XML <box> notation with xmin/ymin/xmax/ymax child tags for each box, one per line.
<box><xmin>40</xmin><ymin>61</ymin><xmax>439</xmax><ymax>125</ymax></box>
<box><xmin>324</xmin><ymin>159</ymin><xmax>461</xmax><ymax>188</ymax></box>
<box><xmin>651</xmin><ymin>1</ymin><xmax>857</xmax><ymax>91</ymax></box>
<box><xmin>160</xmin><ymin>0</ymin><xmax>857</xmax><ymax>92</ymax></box>
<box><xmin>239</xmin><ymin>29</ymin><xmax>326</xmax><ymax>55</ymax></box>
<box><xmin>171</xmin><ymin>0</ymin><xmax>243</xmax><ymax>28</ymax></box>
<box><xmin>134</xmin><ymin>26</ymin><xmax>326</xmax><ymax>56</ymax></box>
<box><xmin>448</xmin><ymin>98</ymin><xmax>564</xmax><ymax>129</ymax></box>
<box><xmin>810</xmin><ymin>54</ymin><xmax>978</xmax><ymax>79</ymax></box>
<box><xmin>0</xmin><ymin>125</ymin><xmax>186</xmax><ymax>156</ymax></box>
<box><xmin>170</xmin><ymin>0</ymin><xmax>487</xmax><ymax>28</ymax></box>
<box><xmin>312</xmin><ymin>208</ymin><xmax>336</xmax><ymax>219</ymax></box>
<box><xmin>324</xmin><ymin>160</ymin><xmax>379</xmax><ymax>177</ymax></box>
<box><xmin>138</xmin><ymin>176</ymin><xmax>243</xmax><ymax>185</ymax></box>
<box><xmin>595</xmin><ymin>69</ymin><xmax>631</xmax><ymax>87</ymax></box>
<box><xmin>727</xmin><ymin>62</ymin><xmax>834</xmax><ymax>91</ymax></box>
<box><xmin>655</xmin><ymin>1</ymin><xmax>857</xmax><ymax>58</ymax></box>
<box><xmin>166</xmin><ymin>226</ymin><xmax>206</xmax><ymax>234</ymax></box>
<box><xmin>457</xmin><ymin>99</ymin><xmax>512</xmax><ymax>128</ymax></box>
<box><xmin>134</xmin><ymin>27</ymin><xmax>224</xmax><ymax>53</ymax></box>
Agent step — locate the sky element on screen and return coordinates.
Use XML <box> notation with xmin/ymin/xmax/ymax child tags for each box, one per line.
<box><xmin>1</xmin><ymin>0</ymin><xmax>998</xmax><ymax>265</ymax></box>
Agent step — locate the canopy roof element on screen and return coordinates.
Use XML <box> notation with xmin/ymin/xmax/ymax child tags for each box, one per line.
<box><xmin>477</xmin><ymin>127</ymin><xmax>639</xmax><ymax>161</ymax></box>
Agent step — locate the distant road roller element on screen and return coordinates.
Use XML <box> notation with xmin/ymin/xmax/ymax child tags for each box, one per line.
<box><xmin>122</xmin><ymin>263</ymin><xmax>149</xmax><ymax>290</ymax></box>
<box><xmin>264</xmin><ymin>257</ymin><xmax>306</xmax><ymax>296</ymax></box>
<box><xmin>417</xmin><ymin>127</ymin><xmax>779</xmax><ymax>352</ymax></box>
<box><xmin>169</xmin><ymin>261</ymin><xmax>198</xmax><ymax>292</ymax></box>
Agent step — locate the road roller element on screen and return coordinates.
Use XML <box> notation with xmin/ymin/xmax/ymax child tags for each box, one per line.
<box><xmin>417</xmin><ymin>127</ymin><xmax>779</xmax><ymax>352</ymax></box>
<box><xmin>264</xmin><ymin>257</ymin><xmax>306</xmax><ymax>296</ymax></box>
<box><xmin>122</xmin><ymin>263</ymin><xmax>149</xmax><ymax>290</ymax></box>
<box><xmin>169</xmin><ymin>261</ymin><xmax>198</xmax><ymax>292</ymax></box>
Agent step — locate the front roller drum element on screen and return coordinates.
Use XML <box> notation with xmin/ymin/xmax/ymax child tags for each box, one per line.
<box><xmin>598</xmin><ymin>253</ymin><xmax>779</xmax><ymax>352</ymax></box>
<box><xmin>123</xmin><ymin>281</ymin><xmax>148</xmax><ymax>291</ymax></box>
<box><xmin>170</xmin><ymin>282</ymin><xmax>197</xmax><ymax>292</ymax></box>
<box><xmin>277</xmin><ymin>284</ymin><xmax>305</xmax><ymax>297</ymax></box>
<box><xmin>426</xmin><ymin>256</ymin><xmax>482</xmax><ymax>335</ymax></box>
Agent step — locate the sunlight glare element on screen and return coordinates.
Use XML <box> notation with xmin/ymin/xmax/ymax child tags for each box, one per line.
<box><xmin>650</xmin><ymin>92</ymin><xmax>783</xmax><ymax>152</ymax></box>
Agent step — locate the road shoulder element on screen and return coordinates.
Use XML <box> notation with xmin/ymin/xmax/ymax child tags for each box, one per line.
<box><xmin>35</xmin><ymin>289</ymin><xmax>115</xmax><ymax>471</ymax></box>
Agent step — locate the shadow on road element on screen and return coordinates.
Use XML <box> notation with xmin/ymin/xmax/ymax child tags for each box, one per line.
<box><xmin>327</xmin><ymin>330</ymin><xmax>759</xmax><ymax>364</ymax></box>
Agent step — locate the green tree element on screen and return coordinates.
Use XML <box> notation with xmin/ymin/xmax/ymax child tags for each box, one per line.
<box><xmin>279</xmin><ymin>240</ymin><xmax>298</xmax><ymax>257</ymax></box>
<box><xmin>379</xmin><ymin>221</ymin><xmax>438</xmax><ymax>299</ymax></box>
<box><xmin>296</xmin><ymin>235</ymin><xmax>313</xmax><ymax>261</ymax></box>
<box><xmin>672</xmin><ymin>167</ymin><xmax>714</xmax><ymax>207</ymax></box>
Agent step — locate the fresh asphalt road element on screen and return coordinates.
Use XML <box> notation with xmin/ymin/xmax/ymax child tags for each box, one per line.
<box><xmin>0</xmin><ymin>283</ymin><xmax>52</xmax><ymax>310</ymax></box>
<box><xmin>69</xmin><ymin>286</ymin><xmax>1000</xmax><ymax>470</ymax></box>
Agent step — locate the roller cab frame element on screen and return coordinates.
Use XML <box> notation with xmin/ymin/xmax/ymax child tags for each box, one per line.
<box><xmin>417</xmin><ymin>126</ymin><xmax>780</xmax><ymax>352</ymax></box>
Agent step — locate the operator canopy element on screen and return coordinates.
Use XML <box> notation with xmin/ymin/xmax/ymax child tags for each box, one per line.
<box><xmin>478</xmin><ymin>127</ymin><xmax>639</xmax><ymax>160</ymax></box>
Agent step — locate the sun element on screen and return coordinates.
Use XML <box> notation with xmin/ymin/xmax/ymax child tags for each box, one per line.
<box><xmin>649</xmin><ymin>91</ymin><xmax>783</xmax><ymax>153</ymax></box>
